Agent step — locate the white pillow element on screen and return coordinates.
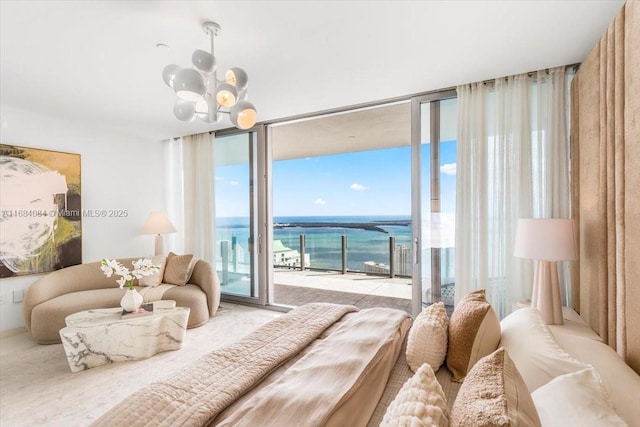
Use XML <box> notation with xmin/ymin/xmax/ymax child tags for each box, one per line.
<box><xmin>138</xmin><ymin>254</ymin><xmax>166</xmax><ymax>287</ymax></box>
<box><xmin>531</xmin><ymin>367</ymin><xmax>628</xmax><ymax>427</ymax></box>
<box><xmin>380</xmin><ymin>363</ymin><xmax>449</xmax><ymax>427</ymax></box>
<box><xmin>499</xmin><ymin>307</ymin><xmax>590</xmax><ymax>392</ymax></box>
<box><xmin>406</xmin><ymin>302</ymin><xmax>448</xmax><ymax>373</ymax></box>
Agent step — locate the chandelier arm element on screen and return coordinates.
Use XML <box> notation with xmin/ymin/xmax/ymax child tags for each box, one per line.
<box><xmin>209</xmin><ymin>25</ymin><xmax>215</xmax><ymax>57</ymax></box>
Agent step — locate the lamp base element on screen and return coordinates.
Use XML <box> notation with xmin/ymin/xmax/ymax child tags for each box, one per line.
<box><xmin>154</xmin><ymin>234</ymin><xmax>164</xmax><ymax>256</ymax></box>
<box><xmin>531</xmin><ymin>260</ymin><xmax>564</xmax><ymax>325</ymax></box>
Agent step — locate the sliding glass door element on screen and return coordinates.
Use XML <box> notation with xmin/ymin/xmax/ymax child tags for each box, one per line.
<box><xmin>411</xmin><ymin>92</ymin><xmax>457</xmax><ymax>316</ymax></box>
<box><xmin>212</xmin><ymin>92</ymin><xmax>457</xmax><ymax>314</ymax></box>
<box><xmin>214</xmin><ymin>130</ymin><xmax>266</xmax><ymax>305</ymax></box>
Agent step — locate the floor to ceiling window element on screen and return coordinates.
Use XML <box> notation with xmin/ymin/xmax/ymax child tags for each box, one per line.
<box><xmin>263</xmin><ymin>93</ymin><xmax>457</xmax><ymax>315</ymax></box>
<box><xmin>268</xmin><ymin>103</ymin><xmax>413</xmax><ymax>312</ymax></box>
<box><xmin>214</xmin><ymin>132</ymin><xmax>264</xmax><ymax>304</ymax></box>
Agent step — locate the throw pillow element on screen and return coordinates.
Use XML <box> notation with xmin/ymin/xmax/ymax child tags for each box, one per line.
<box><xmin>499</xmin><ymin>307</ymin><xmax>590</xmax><ymax>392</ymax></box>
<box><xmin>450</xmin><ymin>347</ymin><xmax>541</xmax><ymax>427</ymax></box>
<box><xmin>406</xmin><ymin>302</ymin><xmax>449</xmax><ymax>373</ymax></box>
<box><xmin>380</xmin><ymin>363</ymin><xmax>449</xmax><ymax>427</ymax></box>
<box><xmin>446</xmin><ymin>289</ymin><xmax>501</xmax><ymax>382</ymax></box>
<box><xmin>138</xmin><ymin>254</ymin><xmax>166</xmax><ymax>287</ymax></box>
<box><xmin>531</xmin><ymin>367</ymin><xmax>627</xmax><ymax>427</ymax></box>
<box><xmin>163</xmin><ymin>252</ymin><xmax>196</xmax><ymax>286</ymax></box>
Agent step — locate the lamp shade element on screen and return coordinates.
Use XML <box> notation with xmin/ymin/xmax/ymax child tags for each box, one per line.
<box><xmin>173</xmin><ymin>69</ymin><xmax>206</xmax><ymax>102</ymax></box>
<box><xmin>514</xmin><ymin>218</ymin><xmax>577</xmax><ymax>261</ymax></box>
<box><xmin>140</xmin><ymin>212</ymin><xmax>177</xmax><ymax>235</ymax></box>
<box><xmin>225</xmin><ymin>67</ymin><xmax>248</xmax><ymax>92</ymax></box>
<box><xmin>230</xmin><ymin>100</ymin><xmax>257</xmax><ymax>130</ymax></box>
<box><xmin>215</xmin><ymin>83</ymin><xmax>238</xmax><ymax>107</ymax></box>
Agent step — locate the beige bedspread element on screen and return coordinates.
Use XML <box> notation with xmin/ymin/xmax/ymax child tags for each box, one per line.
<box><xmin>92</xmin><ymin>303</ymin><xmax>358</xmax><ymax>427</ymax></box>
<box><xmin>94</xmin><ymin>303</ymin><xmax>411</xmax><ymax>426</ymax></box>
<box><xmin>213</xmin><ymin>306</ymin><xmax>411</xmax><ymax>427</ymax></box>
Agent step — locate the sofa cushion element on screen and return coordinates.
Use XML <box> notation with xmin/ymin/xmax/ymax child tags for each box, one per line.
<box><xmin>163</xmin><ymin>253</ymin><xmax>196</xmax><ymax>286</ymax></box>
<box><xmin>31</xmin><ymin>288</ymin><xmax>124</xmax><ymax>344</ymax></box>
<box><xmin>163</xmin><ymin>284</ymin><xmax>209</xmax><ymax>328</ymax></box>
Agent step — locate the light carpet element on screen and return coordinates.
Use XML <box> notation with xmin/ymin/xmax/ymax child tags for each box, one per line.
<box><xmin>0</xmin><ymin>303</ymin><xmax>281</xmax><ymax>427</ymax></box>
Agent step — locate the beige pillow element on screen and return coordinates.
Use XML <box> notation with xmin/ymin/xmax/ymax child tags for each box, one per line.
<box><xmin>447</xmin><ymin>289</ymin><xmax>501</xmax><ymax>382</ymax></box>
<box><xmin>531</xmin><ymin>367</ymin><xmax>627</xmax><ymax>427</ymax></box>
<box><xmin>138</xmin><ymin>255</ymin><xmax>166</xmax><ymax>287</ymax></box>
<box><xmin>406</xmin><ymin>302</ymin><xmax>449</xmax><ymax>373</ymax></box>
<box><xmin>499</xmin><ymin>307</ymin><xmax>590</xmax><ymax>392</ymax></box>
<box><xmin>162</xmin><ymin>252</ymin><xmax>195</xmax><ymax>286</ymax></box>
<box><xmin>450</xmin><ymin>347</ymin><xmax>541</xmax><ymax>427</ymax></box>
<box><xmin>380</xmin><ymin>363</ymin><xmax>449</xmax><ymax>427</ymax></box>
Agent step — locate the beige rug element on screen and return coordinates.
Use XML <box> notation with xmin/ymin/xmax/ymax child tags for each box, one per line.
<box><xmin>0</xmin><ymin>303</ymin><xmax>281</xmax><ymax>427</ymax></box>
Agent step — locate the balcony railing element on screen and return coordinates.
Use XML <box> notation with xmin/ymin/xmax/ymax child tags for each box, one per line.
<box><xmin>218</xmin><ymin>233</ymin><xmax>454</xmax><ymax>281</ymax></box>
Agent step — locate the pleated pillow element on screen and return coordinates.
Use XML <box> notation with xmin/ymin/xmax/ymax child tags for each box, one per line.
<box><xmin>406</xmin><ymin>302</ymin><xmax>449</xmax><ymax>373</ymax></box>
<box><xmin>380</xmin><ymin>363</ymin><xmax>449</xmax><ymax>427</ymax></box>
<box><xmin>447</xmin><ymin>289</ymin><xmax>501</xmax><ymax>382</ymax></box>
<box><xmin>162</xmin><ymin>252</ymin><xmax>195</xmax><ymax>286</ymax></box>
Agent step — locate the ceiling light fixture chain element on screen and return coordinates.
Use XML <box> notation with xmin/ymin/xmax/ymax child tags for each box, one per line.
<box><xmin>162</xmin><ymin>20</ymin><xmax>257</xmax><ymax>130</ymax></box>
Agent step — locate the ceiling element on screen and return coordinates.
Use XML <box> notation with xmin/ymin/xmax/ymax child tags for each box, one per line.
<box><xmin>0</xmin><ymin>0</ymin><xmax>624</xmax><ymax>141</ymax></box>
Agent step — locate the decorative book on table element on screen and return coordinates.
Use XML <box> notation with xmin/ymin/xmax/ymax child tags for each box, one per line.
<box><xmin>121</xmin><ymin>303</ymin><xmax>154</xmax><ymax>318</ymax></box>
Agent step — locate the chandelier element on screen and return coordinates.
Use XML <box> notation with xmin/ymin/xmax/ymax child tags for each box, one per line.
<box><xmin>162</xmin><ymin>21</ymin><xmax>257</xmax><ymax>130</ymax></box>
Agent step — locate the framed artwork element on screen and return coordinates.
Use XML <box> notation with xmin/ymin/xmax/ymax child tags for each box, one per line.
<box><xmin>0</xmin><ymin>144</ymin><xmax>82</xmax><ymax>278</ymax></box>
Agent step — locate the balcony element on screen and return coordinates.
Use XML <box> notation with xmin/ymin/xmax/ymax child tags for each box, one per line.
<box><xmin>218</xmin><ymin>233</ymin><xmax>455</xmax><ymax>315</ymax></box>
<box><xmin>273</xmin><ymin>269</ymin><xmax>413</xmax><ymax>314</ymax></box>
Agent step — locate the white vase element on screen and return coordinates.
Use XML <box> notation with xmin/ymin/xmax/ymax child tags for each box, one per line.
<box><xmin>120</xmin><ymin>289</ymin><xmax>143</xmax><ymax>312</ymax></box>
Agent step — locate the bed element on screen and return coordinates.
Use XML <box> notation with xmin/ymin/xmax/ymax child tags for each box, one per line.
<box><xmin>92</xmin><ymin>293</ymin><xmax>639</xmax><ymax>426</ymax></box>
<box><xmin>92</xmin><ymin>303</ymin><xmax>415</xmax><ymax>427</ymax></box>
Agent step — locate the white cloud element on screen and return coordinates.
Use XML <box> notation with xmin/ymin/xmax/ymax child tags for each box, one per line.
<box><xmin>314</xmin><ymin>198</ymin><xmax>326</xmax><ymax>205</ymax></box>
<box><xmin>440</xmin><ymin>163</ymin><xmax>456</xmax><ymax>176</ymax></box>
<box><xmin>230</xmin><ymin>180</ymin><xmax>239</xmax><ymax>186</ymax></box>
<box><xmin>350</xmin><ymin>183</ymin><xmax>367</xmax><ymax>191</ymax></box>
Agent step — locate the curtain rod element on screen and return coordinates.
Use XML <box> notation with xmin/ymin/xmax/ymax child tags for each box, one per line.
<box><xmin>169</xmin><ymin>62</ymin><xmax>581</xmax><ymax>140</ymax></box>
<box><xmin>482</xmin><ymin>63</ymin><xmax>580</xmax><ymax>86</ymax></box>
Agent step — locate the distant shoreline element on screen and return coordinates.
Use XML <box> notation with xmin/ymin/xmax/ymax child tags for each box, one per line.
<box><xmin>273</xmin><ymin>220</ymin><xmax>411</xmax><ymax>233</ymax></box>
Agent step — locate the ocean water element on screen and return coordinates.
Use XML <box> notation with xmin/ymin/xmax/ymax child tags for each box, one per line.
<box><xmin>216</xmin><ymin>215</ymin><xmax>413</xmax><ymax>272</ymax></box>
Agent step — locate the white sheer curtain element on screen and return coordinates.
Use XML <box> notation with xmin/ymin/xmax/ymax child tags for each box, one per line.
<box><xmin>165</xmin><ymin>138</ymin><xmax>185</xmax><ymax>254</ymax></box>
<box><xmin>455</xmin><ymin>67</ymin><xmax>572</xmax><ymax>318</ymax></box>
<box><xmin>165</xmin><ymin>132</ymin><xmax>216</xmax><ymax>265</ymax></box>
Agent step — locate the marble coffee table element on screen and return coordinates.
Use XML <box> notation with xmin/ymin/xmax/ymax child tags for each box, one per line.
<box><xmin>59</xmin><ymin>300</ymin><xmax>190</xmax><ymax>372</ymax></box>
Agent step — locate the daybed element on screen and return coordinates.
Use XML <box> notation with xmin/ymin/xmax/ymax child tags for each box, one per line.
<box><xmin>92</xmin><ymin>294</ymin><xmax>640</xmax><ymax>427</ymax></box>
<box><xmin>23</xmin><ymin>256</ymin><xmax>220</xmax><ymax>344</ymax></box>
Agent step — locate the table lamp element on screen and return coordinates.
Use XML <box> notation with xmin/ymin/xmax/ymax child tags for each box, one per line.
<box><xmin>141</xmin><ymin>212</ymin><xmax>177</xmax><ymax>256</ymax></box>
<box><xmin>514</xmin><ymin>218</ymin><xmax>577</xmax><ymax>325</ymax></box>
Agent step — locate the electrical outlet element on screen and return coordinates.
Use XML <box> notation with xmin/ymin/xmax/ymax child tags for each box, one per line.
<box><xmin>12</xmin><ymin>289</ymin><xmax>24</xmax><ymax>303</ymax></box>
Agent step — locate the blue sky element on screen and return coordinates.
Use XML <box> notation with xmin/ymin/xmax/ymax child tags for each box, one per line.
<box><xmin>272</xmin><ymin>141</ymin><xmax>457</xmax><ymax>217</ymax></box>
<box><xmin>215</xmin><ymin>141</ymin><xmax>456</xmax><ymax>218</ymax></box>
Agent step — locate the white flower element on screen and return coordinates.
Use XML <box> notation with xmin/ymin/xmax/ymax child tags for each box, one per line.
<box><xmin>101</xmin><ymin>258</ymin><xmax>160</xmax><ymax>290</ymax></box>
<box><xmin>100</xmin><ymin>258</ymin><xmax>120</xmax><ymax>277</ymax></box>
<box><xmin>116</xmin><ymin>277</ymin><xmax>126</xmax><ymax>289</ymax></box>
<box><xmin>132</xmin><ymin>258</ymin><xmax>160</xmax><ymax>278</ymax></box>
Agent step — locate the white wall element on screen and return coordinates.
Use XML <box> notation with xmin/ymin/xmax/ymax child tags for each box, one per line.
<box><xmin>0</xmin><ymin>105</ymin><xmax>166</xmax><ymax>332</ymax></box>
